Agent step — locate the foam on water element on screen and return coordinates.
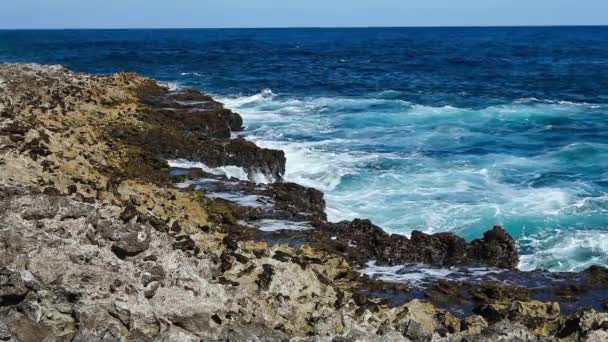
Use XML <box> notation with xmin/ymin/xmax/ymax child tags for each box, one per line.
<box><xmin>218</xmin><ymin>89</ymin><xmax>608</xmax><ymax>272</ymax></box>
<box><xmin>168</xmin><ymin>159</ymin><xmax>274</xmax><ymax>184</ymax></box>
<box><xmin>204</xmin><ymin>193</ymin><xmax>271</xmax><ymax>208</ymax></box>
<box><xmin>362</xmin><ymin>261</ymin><xmax>503</xmax><ymax>287</ymax></box>
<box><xmin>175</xmin><ymin>177</ymin><xmax>274</xmax><ymax>209</ymax></box>
<box><xmin>519</xmin><ymin>229</ymin><xmax>608</xmax><ymax>272</ymax></box>
<box><xmin>157</xmin><ymin>81</ymin><xmax>180</xmax><ymax>91</ymax></box>
<box><xmin>6</xmin><ymin>27</ymin><xmax>608</xmax><ymax>274</ymax></box>
<box><xmin>239</xmin><ymin>219</ymin><xmax>314</xmax><ymax>232</ymax></box>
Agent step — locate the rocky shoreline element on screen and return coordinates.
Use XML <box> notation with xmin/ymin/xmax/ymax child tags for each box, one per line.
<box><xmin>1</xmin><ymin>63</ymin><xmax>608</xmax><ymax>341</ymax></box>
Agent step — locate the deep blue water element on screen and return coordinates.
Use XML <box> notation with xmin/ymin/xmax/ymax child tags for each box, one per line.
<box><xmin>2</xmin><ymin>27</ymin><xmax>608</xmax><ymax>271</ymax></box>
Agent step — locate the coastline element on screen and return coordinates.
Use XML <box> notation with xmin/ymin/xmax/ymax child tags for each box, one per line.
<box><xmin>1</xmin><ymin>63</ymin><xmax>607</xmax><ymax>341</ymax></box>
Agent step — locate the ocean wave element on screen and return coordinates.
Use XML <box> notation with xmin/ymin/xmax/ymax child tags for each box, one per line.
<box><xmin>248</xmin><ymin>139</ymin><xmax>387</xmax><ymax>193</ymax></box>
<box><xmin>216</xmin><ymin>89</ymin><xmax>608</xmax><ymax>272</ymax></box>
<box><xmin>168</xmin><ymin>159</ymin><xmax>274</xmax><ymax>184</ymax></box>
<box><xmin>156</xmin><ymin>81</ymin><xmax>180</xmax><ymax>91</ymax></box>
<box><xmin>514</xmin><ymin>97</ymin><xmax>605</xmax><ymax>109</ymax></box>
<box><xmin>218</xmin><ymin>88</ymin><xmax>276</xmax><ymax>108</ymax></box>
<box><xmin>217</xmin><ymin>89</ymin><xmax>607</xmax><ymax>128</ymax></box>
<box><xmin>519</xmin><ymin>229</ymin><xmax>608</xmax><ymax>272</ymax></box>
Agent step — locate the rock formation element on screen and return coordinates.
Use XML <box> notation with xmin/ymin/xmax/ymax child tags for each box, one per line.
<box><xmin>1</xmin><ymin>63</ymin><xmax>607</xmax><ymax>341</ymax></box>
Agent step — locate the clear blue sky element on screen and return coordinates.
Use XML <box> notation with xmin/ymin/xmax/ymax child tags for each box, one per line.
<box><xmin>2</xmin><ymin>0</ymin><xmax>607</xmax><ymax>29</ymax></box>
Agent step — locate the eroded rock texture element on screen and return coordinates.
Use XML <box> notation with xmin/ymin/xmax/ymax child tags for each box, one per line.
<box><xmin>1</xmin><ymin>64</ymin><xmax>607</xmax><ymax>341</ymax></box>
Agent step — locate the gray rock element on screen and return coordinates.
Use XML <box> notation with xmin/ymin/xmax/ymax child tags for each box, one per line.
<box><xmin>110</xmin><ymin>222</ymin><xmax>151</xmax><ymax>259</ymax></box>
<box><xmin>0</xmin><ymin>267</ymin><xmax>28</xmax><ymax>305</ymax></box>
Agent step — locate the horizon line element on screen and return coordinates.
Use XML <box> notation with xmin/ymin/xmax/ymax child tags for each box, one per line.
<box><xmin>1</xmin><ymin>24</ymin><xmax>608</xmax><ymax>30</ymax></box>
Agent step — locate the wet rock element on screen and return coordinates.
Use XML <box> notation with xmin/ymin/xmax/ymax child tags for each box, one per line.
<box><xmin>224</xmin><ymin>138</ymin><xmax>286</xmax><ymax>181</ymax></box>
<box><xmin>314</xmin><ymin>220</ymin><xmax>520</xmax><ymax>269</ymax></box>
<box><xmin>471</xmin><ymin>283</ymin><xmax>531</xmax><ymax>303</ymax></box>
<box><xmin>409</xmin><ymin>230</ymin><xmax>469</xmax><ymax>265</ymax></box>
<box><xmin>270</xmin><ymin>182</ymin><xmax>327</xmax><ymax>220</ymax></box>
<box><xmin>583</xmin><ymin>265</ymin><xmax>608</xmax><ymax>287</ymax></box>
<box><xmin>468</xmin><ymin>225</ymin><xmax>519</xmax><ymax>269</ymax></box>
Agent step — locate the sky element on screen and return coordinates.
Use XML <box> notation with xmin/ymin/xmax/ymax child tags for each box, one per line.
<box><xmin>2</xmin><ymin>0</ymin><xmax>607</xmax><ymax>29</ymax></box>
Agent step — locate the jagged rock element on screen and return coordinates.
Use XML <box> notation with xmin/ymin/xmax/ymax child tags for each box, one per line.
<box><xmin>461</xmin><ymin>315</ymin><xmax>489</xmax><ymax>335</ymax></box>
<box><xmin>172</xmin><ymin>234</ymin><xmax>200</xmax><ymax>254</ymax></box>
<box><xmin>556</xmin><ymin>310</ymin><xmax>608</xmax><ymax>340</ymax></box>
<box><xmin>436</xmin><ymin>310</ymin><xmax>461</xmax><ymax>334</ymax></box>
<box><xmin>0</xmin><ymin>268</ymin><xmax>28</xmax><ymax>306</ymax></box>
<box><xmin>476</xmin><ymin>320</ymin><xmax>545</xmax><ymax>342</ymax></box>
<box><xmin>475</xmin><ymin>301</ymin><xmax>560</xmax><ymax>336</ymax></box>
<box><xmin>111</xmin><ymin>223</ymin><xmax>152</xmax><ymax>259</ymax></box>
<box><xmin>312</xmin><ymin>219</ymin><xmax>519</xmax><ymax>268</ymax></box>
<box><xmin>0</xmin><ymin>63</ymin><xmax>605</xmax><ymax>342</ymax></box>
<box><xmin>583</xmin><ymin>265</ymin><xmax>608</xmax><ymax>287</ymax></box>
<box><xmin>19</xmin><ymin>196</ymin><xmax>61</xmax><ymax>220</ymax></box>
<box><xmin>141</xmin><ymin>264</ymin><xmax>165</xmax><ymax>286</ymax></box>
<box><xmin>398</xmin><ymin>319</ymin><xmax>432</xmax><ymax>341</ymax></box>
<box><xmin>586</xmin><ymin>330</ymin><xmax>608</xmax><ymax>342</ymax></box>
<box><xmin>0</xmin><ymin>309</ymin><xmax>54</xmax><ymax>342</ymax></box>
<box><xmin>144</xmin><ymin>281</ymin><xmax>160</xmax><ymax>299</ymax></box>
<box><xmin>469</xmin><ymin>225</ymin><xmax>519</xmax><ymax>269</ymax></box>
<box><xmin>270</xmin><ymin>182</ymin><xmax>327</xmax><ymax>220</ymax></box>
<box><xmin>256</xmin><ymin>264</ymin><xmax>275</xmax><ymax>291</ymax></box>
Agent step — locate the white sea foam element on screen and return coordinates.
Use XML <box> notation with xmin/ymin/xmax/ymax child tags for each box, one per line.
<box><xmin>241</xmin><ymin>219</ymin><xmax>314</xmax><ymax>232</ymax></box>
<box><xmin>179</xmin><ymin>72</ymin><xmax>202</xmax><ymax>76</ymax></box>
<box><xmin>174</xmin><ymin>179</ymin><xmax>272</xmax><ymax>207</ymax></box>
<box><xmin>519</xmin><ymin>230</ymin><xmax>608</xmax><ymax>272</ymax></box>
<box><xmin>215</xmin><ymin>89</ymin><xmax>608</xmax><ymax>272</ymax></box>
<box><xmin>168</xmin><ymin>159</ymin><xmax>273</xmax><ymax>183</ymax></box>
<box><xmin>362</xmin><ymin>261</ymin><xmax>503</xmax><ymax>287</ymax></box>
<box><xmin>219</xmin><ymin>88</ymin><xmax>276</xmax><ymax>108</ymax></box>
<box><xmin>174</xmin><ymin>179</ymin><xmax>223</xmax><ymax>189</ymax></box>
<box><xmin>157</xmin><ymin>81</ymin><xmax>179</xmax><ymax>91</ymax></box>
<box><xmin>205</xmin><ymin>193</ymin><xmax>272</xmax><ymax>208</ymax></box>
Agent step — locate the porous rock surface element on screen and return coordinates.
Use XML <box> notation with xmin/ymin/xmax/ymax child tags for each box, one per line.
<box><xmin>0</xmin><ymin>63</ymin><xmax>607</xmax><ymax>341</ymax></box>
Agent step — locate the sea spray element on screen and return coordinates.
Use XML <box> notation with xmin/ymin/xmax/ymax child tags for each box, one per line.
<box><xmin>218</xmin><ymin>90</ymin><xmax>608</xmax><ymax>272</ymax></box>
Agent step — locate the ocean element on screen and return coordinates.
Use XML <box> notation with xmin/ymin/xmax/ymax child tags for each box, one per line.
<box><xmin>2</xmin><ymin>27</ymin><xmax>607</xmax><ymax>272</ymax></box>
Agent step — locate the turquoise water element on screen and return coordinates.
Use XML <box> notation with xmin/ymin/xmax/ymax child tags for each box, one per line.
<box><xmin>219</xmin><ymin>92</ymin><xmax>608</xmax><ymax>272</ymax></box>
<box><xmin>1</xmin><ymin>27</ymin><xmax>607</xmax><ymax>271</ymax></box>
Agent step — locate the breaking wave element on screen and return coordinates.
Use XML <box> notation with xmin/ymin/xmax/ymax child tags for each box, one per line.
<box><xmin>217</xmin><ymin>89</ymin><xmax>608</xmax><ymax>272</ymax></box>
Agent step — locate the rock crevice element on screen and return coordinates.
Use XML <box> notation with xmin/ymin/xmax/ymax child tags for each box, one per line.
<box><xmin>0</xmin><ymin>63</ymin><xmax>606</xmax><ymax>341</ymax></box>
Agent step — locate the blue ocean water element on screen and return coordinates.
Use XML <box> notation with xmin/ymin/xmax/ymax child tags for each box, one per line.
<box><xmin>2</xmin><ymin>27</ymin><xmax>607</xmax><ymax>272</ymax></box>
